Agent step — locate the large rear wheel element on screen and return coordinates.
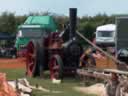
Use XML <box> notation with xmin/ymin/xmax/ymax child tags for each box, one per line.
<box><xmin>26</xmin><ymin>41</ymin><xmax>44</xmax><ymax>77</ymax></box>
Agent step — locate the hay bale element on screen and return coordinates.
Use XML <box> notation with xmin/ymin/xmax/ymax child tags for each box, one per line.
<box><xmin>74</xmin><ymin>83</ymin><xmax>107</xmax><ymax>96</ymax></box>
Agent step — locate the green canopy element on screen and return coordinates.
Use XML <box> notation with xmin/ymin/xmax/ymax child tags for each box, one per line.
<box><xmin>24</xmin><ymin>16</ymin><xmax>57</xmax><ymax>32</ymax></box>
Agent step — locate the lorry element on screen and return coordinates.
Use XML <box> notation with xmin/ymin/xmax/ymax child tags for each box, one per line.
<box><xmin>15</xmin><ymin>16</ymin><xmax>57</xmax><ymax>56</ymax></box>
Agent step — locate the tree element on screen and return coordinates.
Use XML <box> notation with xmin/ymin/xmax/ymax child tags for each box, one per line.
<box><xmin>0</xmin><ymin>12</ymin><xmax>16</xmax><ymax>34</ymax></box>
<box><xmin>15</xmin><ymin>15</ymin><xmax>27</xmax><ymax>28</ymax></box>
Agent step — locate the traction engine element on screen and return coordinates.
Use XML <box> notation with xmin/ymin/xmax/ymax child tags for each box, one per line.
<box><xmin>26</xmin><ymin>8</ymin><xmax>83</xmax><ymax>80</ymax></box>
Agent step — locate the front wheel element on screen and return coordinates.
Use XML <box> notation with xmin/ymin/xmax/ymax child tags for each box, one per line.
<box><xmin>49</xmin><ymin>55</ymin><xmax>63</xmax><ymax>80</ymax></box>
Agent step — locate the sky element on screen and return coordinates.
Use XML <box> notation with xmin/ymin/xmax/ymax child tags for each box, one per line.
<box><xmin>0</xmin><ymin>0</ymin><xmax>128</xmax><ymax>17</ymax></box>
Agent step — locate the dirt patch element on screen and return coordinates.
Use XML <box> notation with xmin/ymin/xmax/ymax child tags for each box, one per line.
<box><xmin>0</xmin><ymin>57</ymin><xmax>26</xmax><ymax>69</ymax></box>
<box><xmin>73</xmin><ymin>83</ymin><xmax>107</xmax><ymax>96</ymax></box>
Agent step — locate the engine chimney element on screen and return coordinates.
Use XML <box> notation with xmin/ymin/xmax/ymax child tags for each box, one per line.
<box><xmin>69</xmin><ymin>8</ymin><xmax>77</xmax><ymax>39</ymax></box>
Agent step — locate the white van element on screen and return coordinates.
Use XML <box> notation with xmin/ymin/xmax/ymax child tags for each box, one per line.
<box><xmin>96</xmin><ymin>24</ymin><xmax>116</xmax><ymax>46</ymax></box>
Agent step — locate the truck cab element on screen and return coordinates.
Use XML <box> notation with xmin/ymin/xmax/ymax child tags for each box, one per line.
<box><xmin>15</xmin><ymin>25</ymin><xmax>47</xmax><ymax>56</ymax></box>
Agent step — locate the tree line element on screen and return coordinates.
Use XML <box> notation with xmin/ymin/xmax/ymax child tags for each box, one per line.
<box><xmin>0</xmin><ymin>12</ymin><xmax>116</xmax><ymax>41</ymax></box>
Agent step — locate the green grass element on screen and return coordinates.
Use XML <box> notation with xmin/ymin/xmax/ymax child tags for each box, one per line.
<box><xmin>0</xmin><ymin>68</ymin><xmax>97</xmax><ymax>96</ymax></box>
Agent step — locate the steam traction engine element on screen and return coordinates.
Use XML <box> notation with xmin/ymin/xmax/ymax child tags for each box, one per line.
<box><xmin>26</xmin><ymin>8</ymin><xmax>82</xmax><ymax>80</ymax></box>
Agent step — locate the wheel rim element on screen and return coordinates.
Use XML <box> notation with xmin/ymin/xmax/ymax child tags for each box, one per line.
<box><xmin>49</xmin><ymin>56</ymin><xmax>61</xmax><ymax>80</ymax></box>
<box><xmin>26</xmin><ymin>42</ymin><xmax>36</xmax><ymax>77</ymax></box>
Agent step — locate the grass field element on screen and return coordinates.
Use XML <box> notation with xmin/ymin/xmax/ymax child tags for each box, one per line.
<box><xmin>0</xmin><ymin>68</ymin><xmax>97</xmax><ymax>96</ymax></box>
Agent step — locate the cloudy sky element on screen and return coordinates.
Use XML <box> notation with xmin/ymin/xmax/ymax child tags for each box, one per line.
<box><xmin>0</xmin><ymin>0</ymin><xmax>128</xmax><ymax>16</ymax></box>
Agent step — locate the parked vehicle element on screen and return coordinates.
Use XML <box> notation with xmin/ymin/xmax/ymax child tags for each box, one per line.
<box><xmin>0</xmin><ymin>46</ymin><xmax>17</xmax><ymax>58</ymax></box>
<box><xmin>15</xmin><ymin>16</ymin><xmax>57</xmax><ymax>57</ymax></box>
<box><xmin>0</xmin><ymin>32</ymin><xmax>17</xmax><ymax>58</ymax></box>
<box><xmin>95</xmin><ymin>24</ymin><xmax>116</xmax><ymax>46</ymax></box>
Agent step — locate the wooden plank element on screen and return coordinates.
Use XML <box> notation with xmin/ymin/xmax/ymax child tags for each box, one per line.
<box><xmin>77</xmin><ymin>69</ymin><xmax>111</xmax><ymax>80</ymax></box>
<box><xmin>77</xmin><ymin>68</ymin><xmax>128</xmax><ymax>82</ymax></box>
<box><xmin>103</xmin><ymin>69</ymin><xmax>128</xmax><ymax>75</ymax></box>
